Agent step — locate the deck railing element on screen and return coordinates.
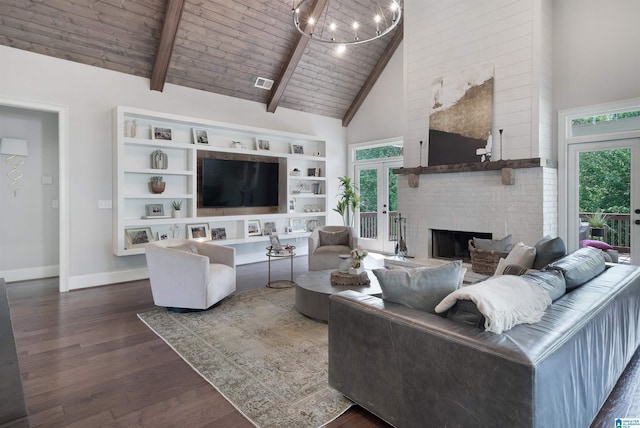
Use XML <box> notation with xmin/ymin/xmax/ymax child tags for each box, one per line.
<box><xmin>360</xmin><ymin>211</ymin><xmax>399</xmax><ymax>240</ymax></box>
<box><xmin>579</xmin><ymin>212</ymin><xmax>630</xmax><ymax>253</ymax></box>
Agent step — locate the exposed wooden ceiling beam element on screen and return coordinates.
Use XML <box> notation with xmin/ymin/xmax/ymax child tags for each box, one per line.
<box><xmin>267</xmin><ymin>0</ymin><xmax>329</xmax><ymax>113</ymax></box>
<box><xmin>342</xmin><ymin>23</ymin><xmax>404</xmax><ymax>127</ymax></box>
<box><xmin>150</xmin><ymin>0</ymin><xmax>186</xmax><ymax>92</ymax></box>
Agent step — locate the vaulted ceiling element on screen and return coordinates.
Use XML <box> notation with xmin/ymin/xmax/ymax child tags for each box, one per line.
<box><xmin>0</xmin><ymin>0</ymin><xmax>403</xmax><ymax>126</ymax></box>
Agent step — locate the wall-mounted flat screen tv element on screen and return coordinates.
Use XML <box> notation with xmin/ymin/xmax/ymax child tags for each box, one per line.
<box><xmin>201</xmin><ymin>158</ymin><xmax>279</xmax><ymax>208</ymax></box>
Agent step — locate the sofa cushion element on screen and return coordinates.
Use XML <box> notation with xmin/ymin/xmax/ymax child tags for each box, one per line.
<box><xmin>318</xmin><ymin>229</ymin><xmax>350</xmax><ymax>246</ymax></box>
<box><xmin>373</xmin><ymin>260</ymin><xmax>463</xmax><ymax>314</ymax></box>
<box><xmin>521</xmin><ymin>269</ymin><xmax>566</xmax><ymax>301</ymax></box>
<box><xmin>580</xmin><ymin>239</ymin><xmax>613</xmax><ymax>250</ymax></box>
<box><xmin>494</xmin><ymin>242</ymin><xmax>536</xmax><ymax>275</ymax></box>
<box><xmin>533</xmin><ymin>236</ymin><xmax>566</xmax><ymax>269</ymax></box>
<box><xmin>546</xmin><ymin>246</ymin><xmax>606</xmax><ymax>290</ymax></box>
<box><xmin>473</xmin><ymin>234</ymin><xmax>512</xmax><ymax>252</ymax></box>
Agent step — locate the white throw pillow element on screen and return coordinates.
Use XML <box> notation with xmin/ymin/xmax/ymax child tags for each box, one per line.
<box><xmin>494</xmin><ymin>242</ymin><xmax>536</xmax><ymax>275</ymax></box>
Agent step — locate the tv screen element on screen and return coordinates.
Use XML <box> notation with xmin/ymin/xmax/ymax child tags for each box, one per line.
<box><xmin>201</xmin><ymin>158</ymin><xmax>279</xmax><ymax>208</ymax></box>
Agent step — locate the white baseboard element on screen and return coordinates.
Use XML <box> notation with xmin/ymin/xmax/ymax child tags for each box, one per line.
<box><xmin>67</xmin><ymin>268</ymin><xmax>150</xmax><ymax>290</ymax></box>
<box><xmin>0</xmin><ymin>265</ymin><xmax>59</xmax><ymax>283</ymax></box>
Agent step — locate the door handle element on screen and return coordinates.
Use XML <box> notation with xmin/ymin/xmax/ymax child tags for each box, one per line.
<box><xmin>635</xmin><ymin>209</ymin><xmax>640</xmax><ymax>214</ymax></box>
<box><xmin>636</xmin><ymin>220</ymin><xmax>640</xmax><ymax>225</ymax></box>
<box><xmin>383</xmin><ymin>211</ymin><xmax>387</xmax><ymax>214</ymax></box>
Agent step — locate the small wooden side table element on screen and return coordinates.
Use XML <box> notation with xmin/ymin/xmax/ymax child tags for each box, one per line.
<box><xmin>266</xmin><ymin>246</ymin><xmax>296</xmax><ymax>288</ymax></box>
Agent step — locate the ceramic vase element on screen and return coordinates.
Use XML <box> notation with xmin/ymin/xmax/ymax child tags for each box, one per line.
<box><xmin>149</xmin><ymin>182</ymin><xmax>165</xmax><ymax>194</ymax></box>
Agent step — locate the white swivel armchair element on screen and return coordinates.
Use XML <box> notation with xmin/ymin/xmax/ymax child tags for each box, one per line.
<box><xmin>308</xmin><ymin>226</ymin><xmax>358</xmax><ymax>271</ymax></box>
<box><xmin>145</xmin><ymin>238</ymin><xmax>236</xmax><ymax>311</ymax></box>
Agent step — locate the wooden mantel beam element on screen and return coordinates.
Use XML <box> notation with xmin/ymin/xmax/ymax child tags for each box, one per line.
<box><xmin>267</xmin><ymin>0</ymin><xmax>329</xmax><ymax>113</ymax></box>
<box><xmin>150</xmin><ymin>0</ymin><xmax>186</xmax><ymax>92</ymax></box>
<box><xmin>342</xmin><ymin>22</ymin><xmax>403</xmax><ymax>127</ymax></box>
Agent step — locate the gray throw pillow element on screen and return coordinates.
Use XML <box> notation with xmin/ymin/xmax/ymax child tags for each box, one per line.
<box><xmin>318</xmin><ymin>229</ymin><xmax>350</xmax><ymax>246</ymax></box>
<box><xmin>522</xmin><ymin>269</ymin><xmax>566</xmax><ymax>301</ymax></box>
<box><xmin>473</xmin><ymin>235</ymin><xmax>512</xmax><ymax>252</ymax></box>
<box><xmin>533</xmin><ymin>236</ymin><xmax>566</xmax><ymax>269</ymax></box>
<box><xmin>546</xmin><ymin>247</ymin><xmax>605</xmax><ymax>291</ymax></box>
<box><xmin>373</xmin><ymin>260</ymin><xmax>463</xmax><ymax>314</ymax></box>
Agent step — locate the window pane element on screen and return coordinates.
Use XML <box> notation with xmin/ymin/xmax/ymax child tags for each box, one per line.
<box><xmin>355</xmin><ymin>145</ymin><xmax>403</xmax><ymax>161</ymax></box>
<box><xmin>571</xmin><ymin>111</ymin><xmax>640</xmax><ymax>137</ymax></box>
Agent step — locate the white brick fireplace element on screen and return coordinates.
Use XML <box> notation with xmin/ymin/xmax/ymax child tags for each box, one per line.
<box><xmin>397</xmin><ymin>165</ymin><xmax>557</xmax><ymax>260</ymax></box>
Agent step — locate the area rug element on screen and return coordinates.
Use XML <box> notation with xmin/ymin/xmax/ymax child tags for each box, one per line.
<box><xmin>137</xmin><ymin>287</ymin><xmax>352</xmax><ymax>428</ymax></box>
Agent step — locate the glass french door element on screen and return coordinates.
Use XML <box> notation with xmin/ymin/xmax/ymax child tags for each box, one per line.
<box><xmin>355</xmin><ymin>160</ymin><xmax>402</xmax><ymax>253</ymax></box>
<box><xmin>568</xmin><ymin>138</ymin><xmax>640</xmax><ymax>265</ymax></box>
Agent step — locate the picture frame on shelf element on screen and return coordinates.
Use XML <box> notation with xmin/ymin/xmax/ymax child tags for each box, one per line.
<box><xmin>247</xmin><ymin>220</ymin><xmax>262</xmax><ymax>236</ymax></box>
<box><xmin>193</xmin><ymin>128</ymin><xmax>209</xmax><ymax>145</ymax></box>
<box><xmin>156</xmin><ymin>226</ymin><xmax>172</xmax><ymax>241</ymax></box>
<box><xmin>125</xmin><ymin>227</ymin><xmax>154</xmax><ymax>249</ymax></box>
<box><xmin>306</xmin><ymin>219</ymin><xmax>319</xmax><ymax>232</ymax></box>
<box><xmin>151</xmin><ymin>126</ymin><xmax>173</xmax><ymax>141</ymax></box>
<box><xmin>291</xmin><ymin>144</ymin><xmax>304</xmax><ymax>155</ymax></box>
<box><xmin>211</xmin><ymin>227</ymin><xmax>227</xmax><ymax>240</ymax></box>
<box><xmin>307</xmin><ymin>168</ymin><xmax>321</xmax><ymax>177</ymax></box>
<box><xmin>187</xmin><ymin>223</ymin><xmax>211</xmax><ymax>241</ymax></box>
<box><xmin>297</xmin><ymin>182</ymin><xmax>312</xmax><ymax>193</ymax></box>
<box><xmin>290</xmin><ymin>218</ymin><xmax>306</xmax><ymax>233</ymax></box>
<box><xmin>255</xmin><ymin>138</ymin><xmax>270</xmax><ymax>151</ymax></box>
<box><xmin>145</xmin><ymin>203</ymin><xmax>165</xmax><ymax>217</ymax></box>
<box><xmin>263</xmin><ymin>221</ymin><xmax>276</xmax><ymax>235</ymax></box>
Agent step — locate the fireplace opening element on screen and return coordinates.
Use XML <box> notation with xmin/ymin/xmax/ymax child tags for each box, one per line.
<box><xmin>431</xmin><ymin>229</ymin><xmax>492</xmax><ymax>262</ymax></box>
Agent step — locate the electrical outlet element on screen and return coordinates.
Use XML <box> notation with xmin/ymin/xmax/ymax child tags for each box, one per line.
<box><xmin>98</xmin><ymin>200</ymin><xmax>112</xmax><ymax>209</ymax></box>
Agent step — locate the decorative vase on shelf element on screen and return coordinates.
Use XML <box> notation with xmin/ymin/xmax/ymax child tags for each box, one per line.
<box><xmin>149</xmin><ymin>176</ymin><xmax>165</xmax><ymax>194</ymax></box>
<box><xmin>172</xmin><ymin>209</ymin><xmax>184</xmax><ymax>218</ymax></box>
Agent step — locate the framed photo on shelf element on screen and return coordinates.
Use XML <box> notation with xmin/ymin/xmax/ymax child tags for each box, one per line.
<box><xmin>151</xmin><ymin>126</ymin><xmax>173</xmax><ymax>141</ymax></box>
<box><xmin>211</xmin><ymin>227</ymin><xmax>227</xmax><ymax>240</ymax></box>
<box><xmin>187</xmin><ymin>223</ymin><xmax>211</xmax><ymax>241</ymax></box>
<box><xmin>290</xmin><ymin>218</ymin><xmax>306</xmax><ymax>233</ymax></box>
<box><xmin>307</xmin><ymin>168</ymin><xmax>321</xmax><ymax>177</ymax></box>
<box><xmin>125</xmin><ymin>227</ymin><xmax>154</xmax><ymax>249</ymax></box>
<box><xmin>263</xmin><ymin>221</ymin><xmax>276</xmax><ymax>235</ymax></box>
<box><xmin>193</xmin><ymin>128</ymin><xmax>210</xmax><ymax>145</ymax></box>
<box><xmin>247</xmin><ymin>220</ymin><xmax>262</xmax><ymax>236</ymax></box>
<box><xmin>255</xmin><ymin>138</ymin><xmax>270</xmax><ymax>151</ymax></box>
<box><xmin>291</xmin><ymin>144</ymin><xmax>304</xmax><ymax>155</ymax></box>
<box><xmin>145</xmin><ymin>203</ymin><xmax>165</xmax><ymax>217</ymax></box>
<box><xmin>269</xmin><ymin>234</ymin><xmax>282</xmax><ymax>250</ymax></box>
<box><xmin>156</xmin><ymin>226</ymin><xmax>172</xmax><ymax>241</ymax></box>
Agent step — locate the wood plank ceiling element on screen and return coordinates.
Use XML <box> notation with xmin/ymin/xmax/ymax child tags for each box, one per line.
<box><xmin>0</xmin><ymin>0</ymin><xmax>403</xmax><ymax>126</ymax></box>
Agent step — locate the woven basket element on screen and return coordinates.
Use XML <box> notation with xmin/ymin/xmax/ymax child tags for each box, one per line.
<box><xmin>468</xmin><ymin>239</ymin><xmax>509</xmax><ymax>275</ymax></box>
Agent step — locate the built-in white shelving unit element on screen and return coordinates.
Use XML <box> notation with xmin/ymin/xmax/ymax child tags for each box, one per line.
<box><xmin>113</xmin><ymin>106</ymin><xmax>327</xmax><ymax>263</ymax></box>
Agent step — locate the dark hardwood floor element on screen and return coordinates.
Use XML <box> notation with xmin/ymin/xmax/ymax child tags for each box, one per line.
<box><xmin>3</xmin><ymin>277</ymin><xmax>640</xmax><ymax>428</ymax></box>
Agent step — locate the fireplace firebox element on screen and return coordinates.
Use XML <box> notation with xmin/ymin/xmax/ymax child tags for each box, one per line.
<box><xmin>431</xmin><ymin>229</ymin><xmax>492</xmax><ymax>262</ymax></box>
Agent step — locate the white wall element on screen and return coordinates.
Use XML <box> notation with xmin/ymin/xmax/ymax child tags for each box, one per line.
<box><xmin>0</xmin><ymin>106</ymin><xmax>59</xmax><ymax>278</ymax></box>
<box><xmin>552</xmin><ymin>0</ymin><xmax>640</xmax><ymax>115</ymax></box>
<box><xmin>0</xmin><ymin>46</ymin><xmax>347</xmax><ymax>288</ymax></box>
<box><xmin>347</xmin><ymin>41</ymin><xmax>405</xmax><ymax>144</ymax></box>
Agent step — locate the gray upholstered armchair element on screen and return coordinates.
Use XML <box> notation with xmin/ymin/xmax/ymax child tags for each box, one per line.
<box><xmin>308</xmin><ymin>226</ymin><xmax>358</xmax><ymax>271</ymax></box>
<box><xmin>145</xmin><ymin>238</ymin><xmax>236</xmax><ymax>311</ymax></box>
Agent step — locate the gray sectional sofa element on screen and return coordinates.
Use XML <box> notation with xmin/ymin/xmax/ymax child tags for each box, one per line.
<box><xmin>328</xmin><ymin>251</ymin><xmax>640</xmax><ymax>428</ymax></box>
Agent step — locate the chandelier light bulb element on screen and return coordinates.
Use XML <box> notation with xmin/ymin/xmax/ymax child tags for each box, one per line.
<box><xmin>336</xmin><ymin>44</ymin><xmax>346</xmax><ymax>54</ymax></box>
<box><xmin>308</xmin><ymin>17</ymin><xmax>315</xmax><ymax>25</ymax></box>
<box><xmin>352</xmin><ymin>21</ymin><xmax>359</xmax><ymax>30</ymax></box>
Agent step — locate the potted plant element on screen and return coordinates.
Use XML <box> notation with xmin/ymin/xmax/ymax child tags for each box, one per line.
<box><xmin>171</xmin><ymin>200</ymin><xmax>183</xmax><ymax>218</ymax></box>
<box><xmin>149</xmin><ymin>176</ymin><xmax>165</xmax><ymax>194</ymax></box>
<box><xmin>585</xmin><ymin>211</ymin><xmax>608</xmax><ymax>239</ymax></box>
<box><xmin>333</xmin><ymin>176</ymin><xmax>360</xmax><ymax>227</ymax></box>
